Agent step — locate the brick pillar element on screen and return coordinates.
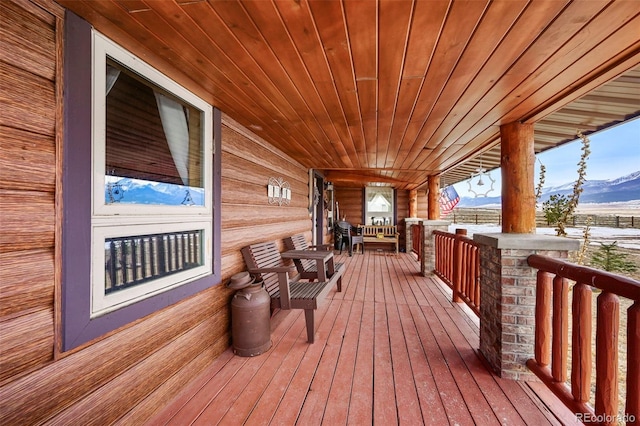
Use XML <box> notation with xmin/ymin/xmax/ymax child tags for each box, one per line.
<box><xmin>420</xmin><ymin>220</ymin><xmax>449</xmax><ymax>276</ymax></box>
<box><xmin>404</xmin><ymin>217</ymin><xmax>422</xmax><ymax>254</ymax></box>
<box><xmin>474</xmin><ymin>233</ymin><xmax>580</xmax><ymax>380</ymax></box>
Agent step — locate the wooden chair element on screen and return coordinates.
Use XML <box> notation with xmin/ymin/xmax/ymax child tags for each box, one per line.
<box><xmin>241</xmin><ymin>241</ymin><xmax>343</xmax><ymax>343</ymax></box>
<box><xmin>283</xmin><ymin>234</ymin><xmax>344</xmax><ymax>283</ymax></box>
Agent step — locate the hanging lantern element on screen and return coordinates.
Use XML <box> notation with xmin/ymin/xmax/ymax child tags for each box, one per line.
<box><xmin>467</xmin><ymin>155</ymin><xmax>495</xmax><ymax>197</ymax></box>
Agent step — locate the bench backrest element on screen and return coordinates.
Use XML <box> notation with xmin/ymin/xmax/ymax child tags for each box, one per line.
<box><xmin>241</xmin><ymin>241</ymin><xmax>291</xmax><ymax>297</ymax></box>
<box><xmin>283</xmin><ymin>234</ymin><xmax>315</xmax><ymax>272</ymax></box>
<box><xmin>360</xmin><ymin>225</ymin><xmax>398</xmax><ymax>238</ymax></box>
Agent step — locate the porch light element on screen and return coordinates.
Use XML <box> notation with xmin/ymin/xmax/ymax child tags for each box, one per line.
<box><xmin>267</xmin><ymin>177</ymin><xmax>291</xmax><ymax>206</ymax></box>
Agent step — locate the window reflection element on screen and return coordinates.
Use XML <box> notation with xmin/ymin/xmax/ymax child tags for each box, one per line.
<box><xmin>365</xmin><ymin>187</ymin><xmax>394</xmax><ymax>225</ymax></box>
<box><xmin>104</xmin><ymin>59</ymin><xmax>204</xmax><ymax>206</ymax></box>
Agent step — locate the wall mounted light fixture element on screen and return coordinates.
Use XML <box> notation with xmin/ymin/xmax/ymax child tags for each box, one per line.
<box><xmin>267</xmin><ymin>177</ymin><xmax>291</xmax><ymax>206</ymax></box>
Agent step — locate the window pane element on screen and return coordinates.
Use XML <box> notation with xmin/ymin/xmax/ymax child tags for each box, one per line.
<box><xmin>104</xmin><ymin>59</ymin><xmax>204</xmax><ymax>206</ymax></box>
<box><xmin>365</xmin><ymin>187</ymin><xmax>394</xmax><ymax>225</ymax></box>
<box><xmin>104</xmin><ymin>230</ymin><xmax>204</xmax><ymax>294</ymax></box>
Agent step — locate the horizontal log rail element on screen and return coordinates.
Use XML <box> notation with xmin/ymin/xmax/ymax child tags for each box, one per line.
<box><xmin>433</xmin><ymin>229</ymin><xmax>480</xmax><ymax>316</ymax></box>
<box><xmin>527</xmin><ymin>254</ymin><xmax>640</xmax><ymax>425</ymax></box>
<box><xmin>411</xmin><ymin>224</ymin><xmax>422</xmax><ymax>261</ymax></box>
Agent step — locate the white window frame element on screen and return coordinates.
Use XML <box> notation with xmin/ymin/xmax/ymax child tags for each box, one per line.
<box><xmin>90</xmin><ymin>31</ymin><xmax>214</xmax><ymax>317</ymax></box>
<box><xmin>364</xmin><ymin>186</ymin><xmax>395</xmax><ymax>226</ymax></box>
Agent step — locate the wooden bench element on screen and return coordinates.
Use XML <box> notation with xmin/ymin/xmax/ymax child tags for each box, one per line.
<box><xmin>241</xmin><ymin>241</ymin><xmax>343</xmax><ymax>343</ymax></box>
<box><xmin>284</xmin><ymin>234</ymin><xmax>344</xmax><ymax>283</ymax></box>
<box><xmin>359</xmin><ymin>225</ymin><xmax>399</xmax><ymax>253</ymax></box>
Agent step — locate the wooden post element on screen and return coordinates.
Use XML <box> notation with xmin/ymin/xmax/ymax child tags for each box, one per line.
<box><xmin>627</xmin><ymin>302</ymin><xmax>639</xmax><ymax>421</ymax></box>
<box><xmin>595</xmin><ymin>292</ymin><xmax>619</xmax><ymax>423</ymax></box>
<box><xmin>409</xmin><ymin>189</ymin><xmax>418</xmax><ymax>218</ymax></box>
<box><xmin>571</xmin><ymin>283</ymin><xmax>592</xmax><ymax>403</ymax></box>
<box><xmin>500</xmin><ymin>122</ymin><xmax>536</xmax><ymax>233</ymax></box>
<box><xmin>552</xmin><ymin>276</ymin><xmax>569</xmax><ymax>382</ymax></box>
<box><xmin>452</xmin><ymin>229</ymin><xmax>466</xmax><ymax>303</ymax></box>
<box><xmin>535</xmin><ymin>271</ymin><xmax>552</xmax><ymax>366</ymax></box>
<box><xmin>427</xmin><ymin>175</ymin><xmax>440</xmax><ymax>220</ymax></box>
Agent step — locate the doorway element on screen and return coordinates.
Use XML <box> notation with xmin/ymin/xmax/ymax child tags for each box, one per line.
<box><xmin>313</xmin><ymin>172</ymin><xmax>324</xmax><ymax>245</ymax></box>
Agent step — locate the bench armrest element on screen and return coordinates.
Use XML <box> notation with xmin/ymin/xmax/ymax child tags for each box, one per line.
<box><xmin>247</xmin><ymin>266</ymin><xmax>299</xmax><ymax>309</ymax></box>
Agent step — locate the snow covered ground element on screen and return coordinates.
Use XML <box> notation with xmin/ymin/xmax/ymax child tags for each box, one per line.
<box><xmin>448</xmin><ymin>224</ymin><xmax>640</xmax><ymax>250</ymax></box>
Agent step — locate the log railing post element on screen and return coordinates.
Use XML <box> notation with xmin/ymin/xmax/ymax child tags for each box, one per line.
<box><xmin>473</xmin><ymin>246</ymin><xmax>480</xmax><ymax>309</ymax></box>
<box><xmin>571</xmin><ymin>283</ymin><xmax>592</xmax><ymax>404</ymax></box>
<box><xmin>627</xmin><ymin>301</ymin><xmax>639</xmax><ymax>421</ymax></box>
<box><xmin>552</xmin><ymin>276</ymin><xmax>569</xmax><ymax>382</ymax></box>
<box><xmin>595</xmin><ymin>292</ymin><xmax>619</xmax><ymax>423</ymax></box>
<box><xmin>535</xmin><ymin>271</ymin><xmax>552</xmax><ymax>366</ymax></box>
<box><xmin>453</xmin><ymin>229</ymin><xmax>466</xmax><ymax>303</ymax></box>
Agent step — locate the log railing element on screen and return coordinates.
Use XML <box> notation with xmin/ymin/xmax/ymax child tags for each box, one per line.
<box><xmin>433</xmin><ymin>229</ymin><xmax>480</xmax><ymax>316</ymax></box>
<box><xmin>411</xmin><ymin>223</ymin><xmax>422</xmax><ymax>260</ymax></box>
<box><xmin>527</xmin><ymin>254</ymin><xmax>639</xmax><ymax>425</ymax></box>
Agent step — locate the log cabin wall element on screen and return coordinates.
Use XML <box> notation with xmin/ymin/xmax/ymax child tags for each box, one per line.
<box><xmin>334</xmin><ymin>186</ymin><xmax>363</xmax><ymax>225</ymax></box>
<box><xmin>334</xmin><ymin>187</ymin><xmax>426</xmax><ymax>252</ymax></box>
<box><xmin>0</xmin><ymin>0</ymin><xmax>311</xmax><ymax>423</ymax></box>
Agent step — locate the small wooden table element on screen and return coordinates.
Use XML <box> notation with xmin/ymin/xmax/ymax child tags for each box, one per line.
<box><xmin>280</xmin><ymin>249</ymin><xmax>335</xmax><ymax>282</ymax></box>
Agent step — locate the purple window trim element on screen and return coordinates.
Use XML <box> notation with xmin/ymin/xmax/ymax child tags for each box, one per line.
<box><xmin>62</xmin><ymin>11</ymin><xmax>221</xmax><ymax>352</ymax></box>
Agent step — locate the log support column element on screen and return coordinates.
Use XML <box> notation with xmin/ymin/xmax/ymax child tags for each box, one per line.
<box><xmin>427</xmin><ymin>175</ymin><xmax>440</xmax><ymax>220</ymax></box>
<box><xmin>472</xmin><ymin>122</ymin><xmax>579</xmax><ymax>380</ymax></box>
<box><xmin>409</xmin><ymin>189</ymin><xmax>418</xmax><ymax>218</ymax></box>
<box><xmin>500</xmin><ymin>122</ymin><xmax>536</xmax><ymax>233</ymax></box>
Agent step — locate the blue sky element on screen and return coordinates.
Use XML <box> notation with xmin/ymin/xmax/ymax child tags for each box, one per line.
<box><xmin>454</xmin><ymin>117</ymin><xmax>640</xmax><ymax>198</ymax></box>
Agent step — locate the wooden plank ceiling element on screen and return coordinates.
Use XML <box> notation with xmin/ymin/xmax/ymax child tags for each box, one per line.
<box><xmin>58</xmin><ymin>0</ymin><xmax>640</xmax><ymax>190</ymax></box>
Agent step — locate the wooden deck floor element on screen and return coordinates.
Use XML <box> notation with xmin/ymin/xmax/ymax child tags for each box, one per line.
<box><xmin>151</xmin><ymin>251</ymin><xmax>573</xmax><ymax>425</ymax></box>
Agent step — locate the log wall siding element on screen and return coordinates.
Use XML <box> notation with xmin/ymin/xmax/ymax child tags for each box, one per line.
<box><xmin>0</xmin><ymin>0</ymin><xmax>311</xmax><ymax>423</ymax></box>
<box><xmin>333</xmin><ymin>187</ymin><xmax>422</xmax><ymax>251</ymax></box>
<box><xmin>0</xmin><ymin>0</ymin><xmax>61</xmax><ymax>388</ymax></box>
<box><xmin>334</xmin><ymin>186</ymin><xmax>363</xmax><ymax>225</ymax></box>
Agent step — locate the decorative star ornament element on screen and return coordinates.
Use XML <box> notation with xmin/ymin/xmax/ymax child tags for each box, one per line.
<box><xmin>467</xmin><ymin>166</ymin><xmax>495</xmax><ymax>197</ymax></box>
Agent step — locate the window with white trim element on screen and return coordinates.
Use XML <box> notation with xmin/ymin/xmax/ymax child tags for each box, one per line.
<box><xmin>91</xmin><ymin>32</ymin><xmax>213</xmax><ymax>317</ymax></box>
<box><xmin>365</xmin><ymin>186</ymin><xmax>395</xmax><ymax>225</ymax></box>
<box><xmin>62</xmin><ymin>11</ymin><xmax>221</xmax><ymax>351</ymax></box>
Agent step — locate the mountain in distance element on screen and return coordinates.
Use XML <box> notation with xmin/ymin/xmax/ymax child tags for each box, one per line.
<box><xmin>457</xmin><ymin>170</ymin><xmax>640</xmax><ymax>208</ymax></box>
<box><xmin>105</xmin><ymin>177</ymin><xmax>205</xmax><ymax>206</ymax></box>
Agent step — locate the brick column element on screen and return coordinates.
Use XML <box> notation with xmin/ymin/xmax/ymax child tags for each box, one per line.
<box><xmin>474</xmin><ymin>233</ymin><xmax>579</xmax><ymax>380</ymax></box>
<box><xmin>420</xmin><ymin>220</ymin><xmax>449</xmax><ymax>276</ymax></box>
<box><xmin>404</xmin><ymin>217</ymin><xmax>423</xmax><ymax>254</ymax></box>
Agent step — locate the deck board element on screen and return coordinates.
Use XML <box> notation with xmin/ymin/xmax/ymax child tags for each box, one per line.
<box><xmin>151</xmin><ymin>251</ymin><xmax>569</xmax><ymax>425</ymax></box>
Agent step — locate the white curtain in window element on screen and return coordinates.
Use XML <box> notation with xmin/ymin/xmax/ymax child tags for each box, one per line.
<box><xmin>154</xmin><ymin>92</ymin><xmax>189</xmax><ymax>185</ymax></box>
<box><xmin>106</xmin><ymin>65</ymin><xmax>120</xmax><ymax>95</ymax></box>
